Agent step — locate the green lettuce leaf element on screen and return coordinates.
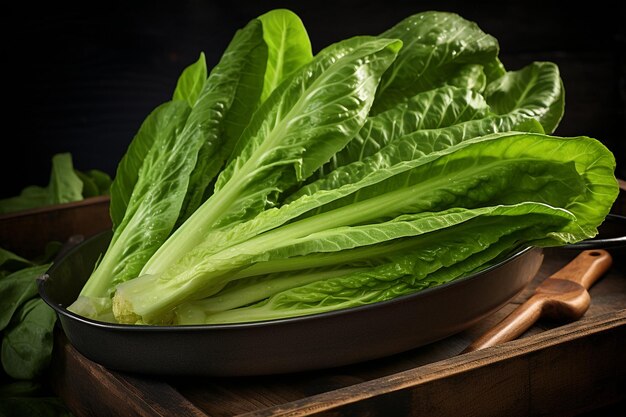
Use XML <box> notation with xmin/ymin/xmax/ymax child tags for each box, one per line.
<box><xmin>138</xmin><ymin>37</ymin><xmax>403</xmax><ymax>280</ymax></box>
<box><xmin>175</xmin><ymin>204</ymin><xmax>571</xmax><ymax>324</ymax></box>
<box><xmin>176</xmin><ymin>19</ymin><xmax>269</xmax><ymax>225</ymax></box>
<box><xmin>485</xmin><ymin>61</ymin><xmax>564</xmax><ymax>133</ymax></box>
<box><xmin>372</xmin><ymin>11</ymin><xmax>504</xmax><ymax>114</ymax></box>
<box><xmin>258</xmin><ymin>8</ymin><xmax>313</xmax><ymax>103</ymax></box>
<box><xmin>70</xmin><ymin>18</ymin><xmax>273</xmax><ymax>319</ymax></box>
<box><xmin>172</xmin><ymin>52</ymin><xmax>208</xmax><ymax>106</ymax></box>
<box><xmin>113</xmin><ymin>132</ymin><xmax>616</xmax><ymax>324</ymax></box>
<box><xmin>73</xmin><ymin>100</ymin><xmax>191</xmax><ymax>312</ymax></box>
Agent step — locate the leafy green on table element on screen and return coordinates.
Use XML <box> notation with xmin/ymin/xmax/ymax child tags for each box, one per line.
<box><xmin>0</xmin><ymin>153</ymin><xmax>111</xmax><ymax>215</ymax></box>
<box><xmin>2</xmin><ymin>298</ymin><xmax>56</xmax><ymax>380</ymax></box>
<box><xmin>1</xmin><ymin>249</ymin><xmax>56</xmax><ymax>379</ymax></box>
<box><xmin>0</xmin><ymin>245</ymin><xmax>72</xmax><ymax>415</ymax></box>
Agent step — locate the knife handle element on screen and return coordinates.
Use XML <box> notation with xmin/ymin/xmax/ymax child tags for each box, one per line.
<box><xmin>462</xmin><ymin>249</ymin><xmax>612</xmax><ymax>353</ymax></box>
<box><xmin>548</xmin><ymin>249</ymin><xmax>612</xmax><ymax>289</ymax></box>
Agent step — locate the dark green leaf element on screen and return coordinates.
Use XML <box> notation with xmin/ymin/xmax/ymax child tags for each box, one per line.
<box><xmin>0</xmin><ymin>380</ymin><xmax>41</xmax><ymax>398</ymax></box>
<box><xmin>0</xmin><ymin>248</ymin><xmax>33</xmax><ymax>273</ymax></box>
<box><xmin>74</xmin><ymin>170</ymin><xmax>98</xmax><ymax>198</ymax></box>
<box><xmin>2</xmin><ymin>298</ymin><xmax>57</xmax><ymax>379</ymax></box>
<box><xmin>0</xmin><ymin>265</ymin><xmax>49</xmax><ymax>331</ymax></box>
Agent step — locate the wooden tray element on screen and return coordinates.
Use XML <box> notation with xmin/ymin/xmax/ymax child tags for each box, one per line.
<box><xmin>0</xmin><ymin>195</ymin><xmax>111</xmax><ymax>258</ymax></box>
<box><xmin>47</xmin><ymin>247</ymin><xmax>626</xmax><ymax>417</ymax></box>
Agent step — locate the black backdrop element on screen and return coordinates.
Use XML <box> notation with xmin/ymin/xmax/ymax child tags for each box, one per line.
<box><xmin>3</xmin><ymin>0</ymin><xmax>625</xmax><ymax>197</ymax></box>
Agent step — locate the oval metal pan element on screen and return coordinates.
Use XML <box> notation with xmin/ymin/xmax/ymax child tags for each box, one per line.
<box><xmin>39</xmin><ymin>231</ymin><xmax>543</xmax><ymax>376</ymax></box>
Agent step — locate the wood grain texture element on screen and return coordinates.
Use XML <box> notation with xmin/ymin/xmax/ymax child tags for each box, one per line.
<box><xmin>0</xmin><ymin>196</ymin><xmax>112</xmax><ymax>257</ymax></box>
<box><xmin>237</xmin><ymin>312</ymin><xmax>626</xmax><ymax>417</ymax></box>
<box><xmin>49</xmin><ymin>331</ymin><xmax>208</xmax><ymax>417</ymax></box>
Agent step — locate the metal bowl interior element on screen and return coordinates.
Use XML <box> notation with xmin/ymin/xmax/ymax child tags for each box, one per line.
<box><xmin>39</xmin><ymin>231</ymin><xmax>543</xmax><ymax>376</ymax></box>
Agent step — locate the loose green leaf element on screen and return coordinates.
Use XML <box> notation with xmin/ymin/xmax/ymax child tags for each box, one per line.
<box><xmin>0</xmin><ymin>248</ymin><xmax>33</xmax><ymax>273</ymax></box>
<box><xmin>84</xmin><ymin>169</ymin><xmax>112</xmax><ymax>195</ymax></box>
<box><xmin>0</xmin><ymin>265</ymin><xmax>49</xmax><ymax>331</ymax></box>
<box><xmin>0</xmin><ymin>154</ymin><xmax>83</xmax><ymax>214</ymax></box>
<box><xmin>74</xmin><ymin>169</ymin><xmax>99</xmax><ymax>198</ymax></box>
<box><xmin>47</xmin><ymin>154</ymin><xmax>83</xmax><ymax>206</ymax></box>
<box><xmin>2</xmin><ymin>298</ymin><xmax>56</xmax><ymax>379</ymax></box>
<box><xmin>0</xmin><ymin>380</ymin><xmax>41</xmax><ymax>398</ymax></box>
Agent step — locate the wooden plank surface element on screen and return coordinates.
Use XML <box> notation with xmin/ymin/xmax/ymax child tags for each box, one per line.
<box><xmin>48</xmin><ymin>247</ymin><xmax>626</xmax><ymax>417</ymax></box>
<box><xmin>0</xmin><ymin>196</ymin><xmax>112</xmax><ymax>258</ymax></box>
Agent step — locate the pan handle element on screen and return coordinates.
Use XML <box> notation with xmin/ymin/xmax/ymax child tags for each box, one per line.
<box><xmin>563</xmin><ymin>213</ymin><xmax>626</xmax><ymax>250</ymax></box>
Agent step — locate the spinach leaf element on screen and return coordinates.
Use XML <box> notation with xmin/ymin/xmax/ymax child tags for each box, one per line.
<box><xmin>0</xmin><ymin>265</ymin><xmax>50</xmax><ymax>331</ymax></box>
<box><xmin>0</xmin><ymin>249</ymin><xmax>71</xmax><ymax>416</ymax></box>
<box><xmin>1</xmin><ymin>298</ymin><xmax>56</xmax><ymax>379</ymax></box>
<box><xmin>0</xmin><ymin>380</ymin><xmax>41</xmax><ymax>397</ymax></box>
<box><xmin>0</xmin><ymin>248</ymin><xmax>33</xmax><ymax>273</ymax></box>
<box><xmin>74</xmin><ymin>169</ymin><xmax>111</xmax><ymax>198</ymax></box>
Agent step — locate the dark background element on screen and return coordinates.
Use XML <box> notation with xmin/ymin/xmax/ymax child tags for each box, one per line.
<box><xmin>3</xmin><ymin>0</ymin><xmax>625</xmax><ymax>197</ymax></box>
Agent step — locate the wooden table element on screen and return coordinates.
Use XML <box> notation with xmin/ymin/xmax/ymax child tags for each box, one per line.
<box><xmin>48</xmin><ymin>247</ymin><xmax>626</xmax><ymax>417</ymax></box>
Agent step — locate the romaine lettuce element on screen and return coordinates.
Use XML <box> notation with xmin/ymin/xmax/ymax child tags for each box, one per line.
<box><xmin>67</xmin><ymin>10</ymin><xmax>618</xmax><ymax>325</ymax></box>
